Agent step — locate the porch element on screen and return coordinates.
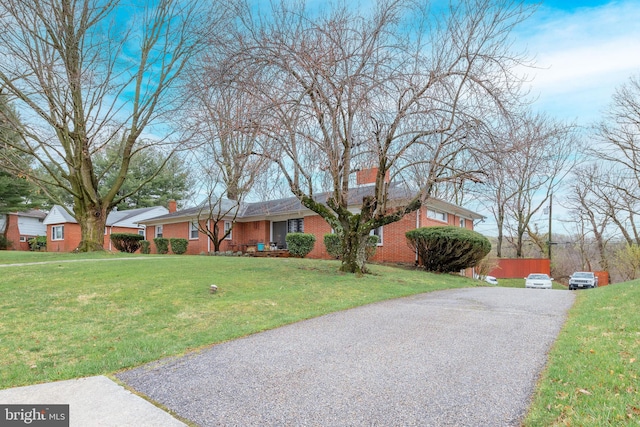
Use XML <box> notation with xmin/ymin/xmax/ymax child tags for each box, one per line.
<box><xmin>228</xmin><ymin>240</ymin><xmax>290</xmax><ymax>257</ymax></box>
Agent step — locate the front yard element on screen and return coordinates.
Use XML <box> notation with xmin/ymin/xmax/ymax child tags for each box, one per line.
<box><xmin>0</xmin><ymin>252</ymin><xmax>476</xmax><ymax>389</ymax></box>
<box><xmin>2</xmin><ymin>252</ymin><xmax>638</xmax><ymax>425</ymax></box>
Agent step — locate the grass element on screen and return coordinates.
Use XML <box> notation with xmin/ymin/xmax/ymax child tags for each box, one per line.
<box><xmin>3</xmin><ymin>252</ymin><xmax>638</xmax><ymax>425</ymax></box>
<box><xmin>523</xmin><ymin>281</ymin><xmax>640</xmax><ymax>426</ymax></box>
<box><xmin>0</xmin><ymin>252</ymin><xmax>478</xmax><ymax>389</ymax></box>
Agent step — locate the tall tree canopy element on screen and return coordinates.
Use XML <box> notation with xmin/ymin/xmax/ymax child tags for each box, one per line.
<box><xmin>0</xmin><ymin>0</ymin><xmax>218</xmax><ymax>251</ymax></box>
<box><xmin>222</xmin><ymin>0</ymin><xmax>535</xmax><ymax>274</ymax></box>
<box><xmin>93</xmin><ymin>146</ymin><xmax>195</xmax><ymax>211</ymax></box>
<box><xmin>0</xmin><ymin>93</ymin><xmax>43</xmax><ymax>214</ymax></box>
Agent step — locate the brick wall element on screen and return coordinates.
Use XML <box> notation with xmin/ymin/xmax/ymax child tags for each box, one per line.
<box><xmin>47</xmin><ymin>223</ymin><xmax>82</xmax><ymax>252</ymax></box>
<box><xmin>370</xmin><ymin>212</ymin><xmax>418</xmax><ymax>264</ymax></box>
<box><xmin>139</xmin><ymin>206</ymin><xmax>478</xmax><ymax>268</ymax></box>
<box><xmin>4</xmin><ymin>214</ymin><xmax>21</xmax><ymax>250</ymax></box>
<box><xmin>306</xmin><ymin>216</ymin><xmax>333</xmax><ymax>259</ymax></box>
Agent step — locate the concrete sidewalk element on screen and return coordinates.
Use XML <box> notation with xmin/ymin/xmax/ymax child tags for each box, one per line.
<box><xmin>0</xmin><ymin>376</ymin><xmax>185</xmax><ymax>427</ymax></box>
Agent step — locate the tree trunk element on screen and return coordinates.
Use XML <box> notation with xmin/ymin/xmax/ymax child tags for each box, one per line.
<box><xmin>339</xmin><ymin>231</ymin><xmax>369</xmax><ymax>276</ymax></box>
<box><xmin>75</xmin><ymin>203</ymin><xmax>108</xmax><ymax>252</ymax></box>
<box><xmin>1</xmin><ymin>214</ymin><xmax>11</xmax><ymax>248</ymax></box>
<box><xmin>212</xmin><ymin>224</ymin><xmax>222</xmax><ymax>252</ymax></box>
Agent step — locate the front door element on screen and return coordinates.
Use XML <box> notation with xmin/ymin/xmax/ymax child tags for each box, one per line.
<box><xmin>272</xmin><ymin>221</ymin><xmax>287</xmax><ymax>249</ymax></box>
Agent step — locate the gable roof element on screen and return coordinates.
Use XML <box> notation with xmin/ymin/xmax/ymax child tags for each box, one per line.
<box><xmin>139</xmin><ymin>184</ymin><xmax>484</xmax><ymax>226</ymax></box>
<box><xmin>105</xmin><ymin>206</ymin><xmax>169</xmax><ymax>227</ymax></box>
<box><xmin>43</xmin><ymin>205</ymin><xmax>169</xmax><ymax>227</ymax></box>
<box><xmin>8</xmin><ymin>209</ymin><xmax>48</xmax><ymax>219</ymax></box>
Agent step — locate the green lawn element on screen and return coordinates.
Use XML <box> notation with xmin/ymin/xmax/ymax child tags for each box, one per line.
<box><xmin>523</xmin><ymin>280</ymin><xmax>640</xmax><ymax>426</ymax></box>
<box><xmin>0</xmin><ymin>252</ymin><xmax>477</xmax><ymax>389</ymax></box>
<box><xmin>2</xmin><ymin>252</ymin><xmax>637</xmax><ymax>425</ymax></box>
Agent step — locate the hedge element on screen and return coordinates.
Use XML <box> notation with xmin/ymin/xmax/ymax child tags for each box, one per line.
<box><xmin>170</xmin><ymin>238</ymin><xmax>189</xmax><ymax>255</ymax></box>
<box><xmin>110</xmin><ymin>233</ymin><xmax>144</xmax><ymax>253</ymax></box>
<box><xmin>29</xmin><ymin>236</ymin><xmax>47</xmax><ymax>251</ymax></box>
<box><xmin>140</xmin><ymin>240</ymin><xmax>151</xmax><ymax>254</ymax></box>
<box><xmin>406</xmin><ymin>226</ymin><xmax>490</xmax><ymax>273</ymax></box>
<box><xmin>285</xmin><ymin>233</ymin><xmax>316</xmax><ymax>258</ymax></box>
<box><xmin>153</xmin><ymin>237</ymin><xmax>169</xmax><ymax>254</ymax></box>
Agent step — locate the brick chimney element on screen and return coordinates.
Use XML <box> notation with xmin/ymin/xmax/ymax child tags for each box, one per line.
<box><xmin>356</xmin><ymin>167</ymin><xmax>390</xmax><ymax>185</ymax></box>
<box><xmin>168</xmin><ymin>200</ymin><xmax>177</xmax><ymax>213</ymax></box>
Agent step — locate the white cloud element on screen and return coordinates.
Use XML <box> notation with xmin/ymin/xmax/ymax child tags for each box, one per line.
<box><xmin>516</xmin><ymin>0</ymin><xmax>640</xmax><ymax>124</ymax></box>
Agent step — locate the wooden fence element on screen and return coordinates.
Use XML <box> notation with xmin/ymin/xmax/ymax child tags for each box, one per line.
<box><xmin>488</xmin><ymin>258</ymin><xmax>550</xmax><ymax>278</ymax></box>
<box><xmin>488</xmin><ymin>259</ymin><xmax>610</xmax><ymax>286</ymax></box>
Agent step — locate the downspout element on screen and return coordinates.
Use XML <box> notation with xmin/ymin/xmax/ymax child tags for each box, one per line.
<box><xmin>207</xmin><ymin>219</ymin><xmax>211</xmax><ymax>253</ymax></box>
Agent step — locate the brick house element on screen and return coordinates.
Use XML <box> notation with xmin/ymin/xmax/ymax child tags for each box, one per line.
<box><xmin>43</xmin><ymin>205</ymin><xmax>169</xmax><ymax>252</ymax></box>
<box><xmin>0</xmin><ymin>209</ymin><xmax>47</xmax><ymax>250</ymax></box>
<box><xmin>139</xmin><ymin>179</ymin><xmax>484</xmax><ymax>265</ymax></box>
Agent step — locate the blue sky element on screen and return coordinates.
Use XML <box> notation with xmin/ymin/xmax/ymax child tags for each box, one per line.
<box><xmin>473</xmin><ymin>0</ymin><xmax>640</xmax><ymax>236</ymax></box>
<box><xmin>517</xmin><ymin>0</ymin><xmax>640</xmax><ymax>127</ymax></box>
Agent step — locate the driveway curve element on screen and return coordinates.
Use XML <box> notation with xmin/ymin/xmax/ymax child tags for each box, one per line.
<box><xmin>117</xmin><ymin>287</ymin><xmax>575</xmax><ymax>427</ymax></box>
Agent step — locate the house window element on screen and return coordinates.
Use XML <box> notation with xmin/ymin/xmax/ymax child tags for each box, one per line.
<box><xmin>224</xmin><ymin>221</ymin><xmax>232</xmax><ymax>240</ymax></box>
<box><xmin>155</xmin><ymin>225</ymin><xmax>163</xmax><ymax>238</ymax></box>
<box><xmin>460</xmin><ymin>218</ymin><xmax>466</xmax><ymax>228</ymax></box>
<box><xmin>138</xmin><ymin>228</ymin><xmax>145</xmax><ymax>236</ymax></box>
<box><xmin>288</xmin><ymin>218</ymin><xmax>304</xmax><ymax>233</ymax></box>
<box><xmin>370</xmin><ymin>226</ymin><xmax>383</xmax><ymax>246</ymax></box>
<box><xmin>427</xmin><ymin>209</ymin><xmax>448</xmax><ymax>223</ymax></box>
<box><xmin>19</xmin><ymin>236</ymin><xmax>27</xmax><ymax>242</ymax></box>
<box><xmin>190</xmin><ymin>222</ymin><xmax>199</xmax><ymax>240</ymax></box>
<box><xmin>52</xmin><ymin>225</ymin><xmax>64</xmax><ymax>241</ymax></box>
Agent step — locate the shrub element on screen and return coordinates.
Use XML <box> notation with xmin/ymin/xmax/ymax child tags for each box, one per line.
<box><xmin>0</xmin><ymin>235</ymin><xmax>11</xmax><ymax>250</ymax></box>
<box><xmin>153</xmin><ymin>237</ymin><xmax>169</xmax><ymax>254</ymax></box>
<box><xmin>366</xmin><ymin>235</ymin><xmax>379</xmax><ymax>260</ymax></box>
<box><xmin>323</xmin><ymin>233</ymin><xmax>379</xmax><ymax>260</ymax></box>
<box><xmin>140</xmin><ymin>240</ymin><xmax>151</xmax><ymax>255</ymax></box>
<box><xmin>110</xmin><ymin>233</ymin><xmax>144</xmax><ymax>253</ymax></box>
<box><xmin>324</xmin><ymin>234</ymin><xmax>341</xmax><ymax>259</ymax></box>
<box><xmin>475</xmin><ymin>253</ymin><xmax>499</xmax><ymax>280</ymax></box>
<box><xmin>170</xmin><ymin>238</ymin><xmax>189</xmax><ymax>255</ymax></box>
<box><xmin>28</xmin><ymin>236</ymin><xmax>47</xmax><ymax>251</ymax></box>
<box><xmin>286</xmin><ymin>233</ymin><xmax>316</xmax><ymax>258</ymax></box>
<box><xmin>406</xmin><ymin>226</ymin><xmax>491</xmax><ymax>273</ymax></box>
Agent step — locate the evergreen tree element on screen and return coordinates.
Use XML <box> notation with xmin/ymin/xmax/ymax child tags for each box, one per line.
<box><xmin>93</xmin><ymin>146</ymin><xmax>195</xmax><ymax>210</ymax></box>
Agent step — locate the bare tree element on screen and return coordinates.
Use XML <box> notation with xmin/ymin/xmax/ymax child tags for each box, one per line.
<box><xmin>0</xmin><ymin>0</ymin><xmax>217</xmax><ymax>251</ymax></box>
<box><xmin>563</xmin><ymin>163</ymin><xmax>612</xmax><ymax>273</ymax></box>
<box><xmin>480</xmin><ymin>112</ymin><xmax>578</xmax><ymax>258</ymax></box>
<box><xmin>592</xmin><ymin>74</ymin><xmax>640</xmax><ymax>245</ymax></box>
<box><xmin>193</xmin><ymin>183</ymin><xmax>242</xmax><ymax>253</ymax></box>
<box><xmin>225</xmin><ymin>0</ymin><xmax>534</xmax><ymax>274</ymax></box>
<box><xmin>185</xmin><ymin>56</ymin><xmax>269</xmax><ymax>252</ymax></box>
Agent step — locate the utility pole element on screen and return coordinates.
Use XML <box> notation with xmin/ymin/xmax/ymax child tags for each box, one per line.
<box><xmin>548</xmin><ymin>192</ymin><xmax>553</xmax><ymax>260</ymax></box>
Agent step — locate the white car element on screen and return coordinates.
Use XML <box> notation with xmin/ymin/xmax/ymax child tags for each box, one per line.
<box><xmin>525</xmin><ymin>273</ymin><xmax>553</xmax><ymax>289</ymax></box>
<box><xmin>485</xmin><ymin>276</ymin><xmax>499</xmax><ymax>285</ymax></box>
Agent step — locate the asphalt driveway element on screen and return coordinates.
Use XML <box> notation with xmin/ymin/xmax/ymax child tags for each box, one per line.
<box><xmin>117</xmin><ymin>287</ymin><xmax>575</xmax><ymax>426</ymax></box>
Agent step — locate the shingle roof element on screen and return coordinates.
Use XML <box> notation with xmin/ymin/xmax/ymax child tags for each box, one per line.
<box><xmin>139</xmin><ymin>183</ymin><xmax>483</xmax><ymax>225</ymax></box>
<box><xmin>105</xmin><ymin>206</ymin><xmax>164</xmax><ymax>226</ymax></box>
<box><xmin>10</xmin><ymin>209</ymin><xmax>47</xmax><ymax>219</ymax></box>
<box><xmin>142</xmin><ymin>198</ymin><xmax>242</xmax><ymax>223</ymax></box>
<box><xmin>45</xmin><ymin>205</ymin><xmax>168</xmax><ymax>226</ymax></box>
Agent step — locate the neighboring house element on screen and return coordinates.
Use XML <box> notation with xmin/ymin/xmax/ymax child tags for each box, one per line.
<box><xmin>0</xmin><ymin>210</ymin><xmax>47</xmax><ymax>250</ymax></box>
<box><xmin>43</xmin><ymin>205</ymin><xmax>169</xmax><ymax>252</ymax></box>
<box><xmin>139</xmin><ymin>170</ymin><xmax>484</xmax><ymax>265</ymax></box>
